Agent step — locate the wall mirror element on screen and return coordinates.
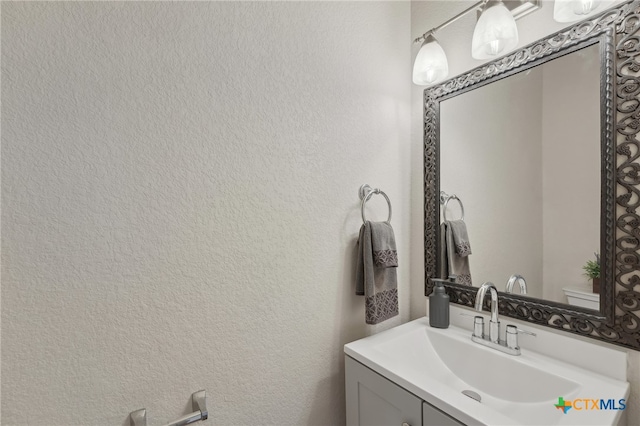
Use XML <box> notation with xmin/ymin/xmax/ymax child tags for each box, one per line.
<box><xmin>424</xmin><ymin>0</ymin><xmax>640</xmax><ymax>350</ymax></box>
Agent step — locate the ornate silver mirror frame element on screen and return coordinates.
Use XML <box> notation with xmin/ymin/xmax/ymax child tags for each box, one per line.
<box><xmin>424</xmin><ymin>0</ymin><xmax>640</xmax><ymax>350</ymax></box>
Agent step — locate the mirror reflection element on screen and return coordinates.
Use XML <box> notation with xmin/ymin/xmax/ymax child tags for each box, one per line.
<box><xmin>438</xmin><ymin>43</ymin><xmax>601</xmax><ymax>310</ymax></box>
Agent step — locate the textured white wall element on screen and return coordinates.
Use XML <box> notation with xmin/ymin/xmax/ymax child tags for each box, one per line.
<box><xmin>410</xmin><ymin>0</ymin><xmax>639</xmax><ymax>420</ymax></box>
<box><xmin>1</xmin><ymin>2</ymin><xmax>411</xmax><ymax>425</ymax></box>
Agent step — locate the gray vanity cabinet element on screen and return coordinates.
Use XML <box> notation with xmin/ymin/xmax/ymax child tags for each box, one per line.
<box><xmin>345</xmin><ymin>356</ymin><xmax>421</xmax><ymax>426</ymax></box>
<box><xmin>345</xmin><ymin>356</ymin><xmax>464</xmax><ymax>426</ymax></box>
<box><xmin>422</xmin><ymin>402</ymin><xmax>464</xmax><ymax>426</ymax></box>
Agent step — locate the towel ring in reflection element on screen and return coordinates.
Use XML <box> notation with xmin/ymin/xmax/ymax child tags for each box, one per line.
<box><xmin>359</xmin><ymin>184</ymin><xmax>392</xmax><ymax>224</ymax></box>
<box><xmin>440</xmin><ymin>191</ymin><xmax>464</xmax><ymax>222</ymax></box>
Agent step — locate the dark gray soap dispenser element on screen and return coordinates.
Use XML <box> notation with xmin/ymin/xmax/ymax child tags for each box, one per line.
<box><xmin>429</xmin><ymin>281</ymin><xmax>450</xmax><ymax>328</ymax></box>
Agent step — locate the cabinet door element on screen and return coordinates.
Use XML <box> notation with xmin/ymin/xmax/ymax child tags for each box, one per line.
<box><xmin>345</xmin><ymin>356</ymin><xmax>422</xmax><ymax>426</ymax></box>
<box><xmin>422</xmin><ymin>402</ymin><xmax>465</xmax><ymax>426</ymax></box>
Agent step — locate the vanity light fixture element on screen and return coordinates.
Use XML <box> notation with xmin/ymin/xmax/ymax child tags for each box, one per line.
<box><xmin>413</xmin><ymin>1</ymin><xmax>483</xmax><ymax>86</ymax></box>
<box><xmin>412</xmin><ymin>32</ymin><xmax>449</xmax><ymax>85</ymax></box>
<box><xmin>413</xmin><ymin>0</ymin><xmax>540</xmax><ymax>86</ymax></box>
<box><xmin>553</xmin><ymin>0</ymin><xmax>614</xmax><ymax>22</ymax></box>
<box><xmin>471</xmin><ymin>0</ymin><xmax>519</xmax><ymax>60</ymax></box>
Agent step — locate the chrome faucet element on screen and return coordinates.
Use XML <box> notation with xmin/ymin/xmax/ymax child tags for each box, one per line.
<box><xmin>474</xmin><ymin>282</ymin><xmax>500</xmax><ymax>343</ymax></box>
<box><xmin>505</xmin><ymin>274</ymin><xmax>527</xmax><ymax>295</ymax></box>
<box><xmin>470</xmin><ymin>281</ymin><xmax>536</xmax><ymax>356</ymax></box>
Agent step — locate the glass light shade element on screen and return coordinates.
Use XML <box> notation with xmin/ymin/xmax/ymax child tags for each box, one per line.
<box><xmin>412</xmin><ymin>35</ymin><xmax>449</xmax><ymax>86</ymax></box>
<box><xmin>553</xmin><ymin>0</ymin><xmax>612</xmax><ymax>22</ymax></box>
<box><xmin>471</xmin><ymin>1</ymin><xmax>519</xmax><ymax>60</ymax></box>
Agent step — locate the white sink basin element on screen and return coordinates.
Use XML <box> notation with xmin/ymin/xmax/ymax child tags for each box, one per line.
<box><xmin>345</xmin><ymin>317</ymin><xmax>629</xmax><ymax>425</ymax></box>
<box><xmin>425</xmin><ymin>327</ymin><xmax>578</xmax><ymax>403</ymax></box>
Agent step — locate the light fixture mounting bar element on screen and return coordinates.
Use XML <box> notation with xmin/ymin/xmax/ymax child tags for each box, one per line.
<box><xmin>413</xmin><ymin>0</ymin><xmax>540</xmax><ymax>44</ymax></box>
<box><xmin>482</xmin><ymin>0</ymin><xmax>540</xmax><ymax>20</ymax></box>
<box><xmin>414</xmin><ymin>0</ymin><xmax>486</xmax><ymax>44</ymax></box>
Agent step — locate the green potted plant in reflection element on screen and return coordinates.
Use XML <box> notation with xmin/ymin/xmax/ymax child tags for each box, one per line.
<box><xmin>583</xmin><ymin>252</ymin><xmax>600</xmax><ymax>293</ymax></box>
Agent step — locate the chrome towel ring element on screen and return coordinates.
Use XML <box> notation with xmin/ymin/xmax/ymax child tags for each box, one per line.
<box><xmin>359</xmin><ymin>184</ymin><xmax>392</xmax><ymax>224</ymax></box>
<box><xmin>440</xmin><ymin>191</ymin><xmax>464</xmax><ymax>222</ymax></box>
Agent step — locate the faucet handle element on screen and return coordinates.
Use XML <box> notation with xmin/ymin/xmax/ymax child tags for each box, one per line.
<box><xmin>473</xmin><ymin>316</ymin><xmax>484</xmax><ymax>338</ymax></box>
<box><xmin>505</xmin><ymin>324</ymin><xmax>536</xmax><ymax>336</ymax></box>
<box><xmin>506</xmin><ymin>325</ymin><xmax>536</xmax><ymax>350</ymax></box>
<box><xmin>515</xmin><ymin>327</ymin><xmax>536</xmax><ymax>337</ymax></box>
<box><xmin>459</xmin><ymin>313</ymin><xmax>485</xmax><ymax>338</ymax></box>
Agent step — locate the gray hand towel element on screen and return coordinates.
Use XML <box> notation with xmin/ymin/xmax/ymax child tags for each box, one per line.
<box><xmin>370</xmin><ymin>221</ymin><xmax>398</xmax><ymax>267</ymax></box>
<box><xmin>356</xmin><ymin>221</ymin><xmax>399</xmax><ymax>324</ymax></box>
<box><xmin>448</xmin><ymin>220</ymin><xmax>472</xmax><ymax>257</ymax></box>
<box><xmin>440</xmin><ymin>222</ymin><xmax>472</xmax><ymax>286</ymax></box>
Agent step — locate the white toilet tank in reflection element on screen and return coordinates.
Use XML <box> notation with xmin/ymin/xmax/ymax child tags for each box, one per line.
<box><xmin>562</xmin><ymin>286</ymin><xmax>600</xmax><ymax>310</ymax></box>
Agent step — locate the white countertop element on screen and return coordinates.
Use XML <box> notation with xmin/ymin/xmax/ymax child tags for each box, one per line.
<box><xmin>345</xmin><ymin>316</ymin><xmax>630</xmax><ymax>425</ymax></box>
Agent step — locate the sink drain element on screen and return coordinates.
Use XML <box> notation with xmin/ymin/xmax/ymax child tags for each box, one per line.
<box><xmin>462</xmin><ymin>390</ymin><xmax>481</xmax><ymax>402</ymax></box>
